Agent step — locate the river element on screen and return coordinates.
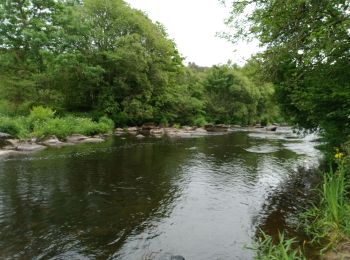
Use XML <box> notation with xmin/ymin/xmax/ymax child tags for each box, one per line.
<box><xmin>0</xmin><ymin>128</ymin><xmax>321</xmax><ymax>259</ymax></box>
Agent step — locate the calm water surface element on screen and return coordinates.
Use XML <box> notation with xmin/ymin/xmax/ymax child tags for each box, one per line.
<box><xmin>0</xmin><ymin>129</ymin><xmax>321</xmax><ymax>259</ymax></box>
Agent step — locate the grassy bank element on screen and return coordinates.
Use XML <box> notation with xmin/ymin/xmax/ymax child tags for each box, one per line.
<box><xmin>0</xmin><ymin>106</ymin><xmax>114</xmax><ymax>140</ymax></box>
<box><xmin>255</xmin><ymin>146</ymin><xmax>350</xmax><ymax>259</ymax></box>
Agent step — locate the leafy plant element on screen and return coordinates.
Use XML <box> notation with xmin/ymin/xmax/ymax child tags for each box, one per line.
<box><xmin>254</xmin><ymin>231</ymin><xmax>305</xmax><ymax>260</ymax></box>
<box><xmin>28</xmin><ymin>106</ymin><xmax>55</xmax><ymax>123</ymax></box>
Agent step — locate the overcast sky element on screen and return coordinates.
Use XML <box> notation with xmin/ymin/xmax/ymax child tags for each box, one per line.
<box><xmin>125</xmin><ymin>0</ymin><xmax>260</xmax><ymax>67</ymax></box>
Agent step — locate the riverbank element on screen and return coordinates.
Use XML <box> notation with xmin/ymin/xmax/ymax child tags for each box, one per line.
<box><xmin>255</xmin><ymin>149</ymin><xmax>350</xmax><ymax>259</ymax></box>
<box><xmin>0</xmin><ymin>124</ymin><xmax>286</xmax><ymax>158</ymax></box>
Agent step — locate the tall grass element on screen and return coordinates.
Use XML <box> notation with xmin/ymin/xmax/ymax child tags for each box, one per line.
<box><xmin>0</xmin><ymin>106</ymin><xmax>114</xmax><ymax>140</ymax></box>
<box><xmin>301</xmin><ymin>160</ymin><xmax>350</xmax><ymax>251</ymax></box>
<box><xmin>254</xmin><ymin>231</ymin><xmax>305</xmax><ymax>260</ymax></box>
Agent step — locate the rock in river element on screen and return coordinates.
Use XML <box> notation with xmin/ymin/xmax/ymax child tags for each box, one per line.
<box><xmin>38</xmin><ymin>136</ymin><xmax>65</xmax><ymax>147</ymax></box>
<box><xmin>16</xmin><ymin>143</ymin><xmax>46</xmax><ymax>152</ymax></box>
<box><xmin>0</xmin><ymin>132</ymin><xmax>12</xmax><ymax>139</ymax></box>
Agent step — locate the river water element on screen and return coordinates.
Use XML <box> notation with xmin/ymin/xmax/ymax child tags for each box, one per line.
<box><xmin>0</xmin><ymin>128</ymin><xmax>321</xmax><ymax>259</ymax></box>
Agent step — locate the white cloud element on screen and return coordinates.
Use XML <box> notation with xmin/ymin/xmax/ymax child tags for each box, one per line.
<box><xmin>125</xmin><ymin>0</ymin><xmax>260</xmax><ymax>66</ymax></box>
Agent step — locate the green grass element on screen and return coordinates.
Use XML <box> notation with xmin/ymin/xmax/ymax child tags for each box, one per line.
<box><xmin>0</xmin><ymin>106</ymin><xmax>114</xmax><ymax>140</ymax></box>
<box><xmin>0</xmin><ymin>116</ymin><xmax>30</xmax><ymax>139</ymax></box>
<box><xmin>254</xmin><ymin>231</ymin><xmax>305</xmax><ymax>260</ymax></box>
<box><xmin>301</xmin><ymin>162</ymin><xmax>350</xmax><ymax>251</ymax></box>
<box><xmin>257</xmin><ymin>153</ymin><xmax>350</xmax><ymax>258</ymax></box>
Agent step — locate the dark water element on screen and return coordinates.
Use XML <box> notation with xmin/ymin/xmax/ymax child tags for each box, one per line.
<box><xmin>0</xmin><ymin>129</ymin><xmax>321</xmax><ymax>259</ymax></box>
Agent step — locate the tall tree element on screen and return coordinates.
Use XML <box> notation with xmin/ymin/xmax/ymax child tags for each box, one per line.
<box><xmin>223</xmin><ymin>0</ymin><xmax>350</xmax><ymax>145</ymax></box>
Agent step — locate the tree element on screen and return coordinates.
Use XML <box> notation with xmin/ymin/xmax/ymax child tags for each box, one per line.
<box><xmin>223</xmin><ymin>0</ymin><xmax>350</xmax><ymax>145</ymax></box>
<box><xmin>203</xmin><ymin>64</ymin><xmax>259</xmax><ymax>124</ymax></box>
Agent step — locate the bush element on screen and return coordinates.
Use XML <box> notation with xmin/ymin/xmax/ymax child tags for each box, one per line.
<box><xmin>97</xmin><ymin>116</ymin><xmax>114</xmax><ymax>133</ymax></box>
<box><xmin>33</xmin><ymin>117</ymin><xmax>74</xmax><ymax>139</ymax></box>
<box><xmin>193</xmin><ymin>116</ymin><xmax>207</xmax><ymax>127</ymax></box>
<box><xmin>0</xmin><ymin>116</ymin><xmax>30</xmax><ymax>139</ymax></box>
<box><xmin>28</xmin><ymin>106</ymin><xmax>55</xmax><ymax>123</ymax></box>
<box><xmin>260</xmin><ymin>117</ymin><xmax>269</xmax><ymax>127</ymax></box>
<box><xmin>32</xmin><ymin>116</ymin><xmax>114</xmax><ymax>139</ymax></box>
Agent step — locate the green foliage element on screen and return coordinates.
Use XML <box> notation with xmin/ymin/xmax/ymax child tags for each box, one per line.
<box><xmin>0</xmin><ymin>0</ymin><xmax>280</xmax><ymax>128</ymax></box>
<box><xmin>32</xmin><ymin>118</ymin><xmax>74</xmax><ymax>139</ymax></box>
<box><xmin>202</xmin><ymin>63</ymin><xmax>279</xmax><ymax>125</ymax></box>
<box><xmin>301</xmin><ymin>160</ymin><xmax>350</xmax><ymax>250</ymax></box>
<box><xmin>193</xmin><ymin>116</ymin><xmax>207</xmax><ymax>127</ymax></box>
<box><xmin>28</xmin><ymin>106</ymin><xmax>55</xmax><ymax>123</ymax></box>
<box><xmin>0</xmin><ymin>110</ymin><xmax>113</xmax><ymax>140</ymax></box>
<box><xmin>0</xmin><ymin>116</ymin><xmax>30</xmax><ymax>139</ymax></box>
<box><xmin>224</xmin><ymin>0</ymin><xmax>350</xmax><ymax>146</ymax></box>
<box><xmin>33</xmin><ymin>116</ymin><xmax>114</xmax><ymax>139</ymax></box>
<box><xmin>254</xmin><ymin>231</ymin><xmax>305</xmax><ymax>260</ymax></box>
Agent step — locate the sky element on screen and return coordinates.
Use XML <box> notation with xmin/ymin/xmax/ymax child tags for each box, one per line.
<box><xmin>124</xmin><ymin>0</ymin><xmax>260</xmax><ymax>67</ymax></box>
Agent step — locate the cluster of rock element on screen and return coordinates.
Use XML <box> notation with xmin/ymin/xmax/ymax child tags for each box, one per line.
<box><xmin>0</xmin><ymin>133</ymin><xmax>106</xmax><ymax>156</ymax></box>
<box><xmin>115</xmin><ymin>123</ymin><xmax>279</xmax><ymax>138</ymax></box>
<box><xmin>0</xmin><ymin>123</ymin><xmax>280</xmax><ymax>157</ymax></box>
<box><xmin>114</xmin><ymin>123</ymin><xmax>233</xmax><ymax>139</ymax></box>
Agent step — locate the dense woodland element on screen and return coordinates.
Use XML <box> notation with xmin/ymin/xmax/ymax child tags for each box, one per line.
<box><xmin>0</xmin><ymin>0</ymin><xmax>280</xmax><ymax>131</ymax></box>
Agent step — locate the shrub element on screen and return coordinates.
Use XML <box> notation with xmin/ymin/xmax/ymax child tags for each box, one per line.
<box><xmin>97</xmin><ymin>116</ymin><xmax>114</xmax><ymax>133</ymax></box>
<box><xmin>33</xmin><ymin>117</ymin><xmax>74</xmax><ymax>139</ymax></box>
<box><xmin>32</xmin><ymin>116</ymin><xmax>114</xmax><ymax>139</ymax></box>
<box><xmin>28</xmin><ymin>106</ymin><xmax>55</xmax><ymax>124</ymax></box>
<box><xmin>172</xmin><ymin>123</ymin><xmax>181</xmax><ymax>129</ymax></box>
<box><xmin>0</xmin><ymin>116</ymin><xmax>30</xmax><ymax>139</ymax></box>
<box><xmin>193</xmin><ymin>116</ymin><xmax>207</xmax><ymax>127</ymax></box>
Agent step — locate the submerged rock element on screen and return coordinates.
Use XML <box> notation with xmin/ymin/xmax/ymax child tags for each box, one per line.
<box><xmin>81</xmin><ymin>137</ymin><xmax>104</xmax><ymax>143</ymax></box>
<box><xmin>127</xmin><ymin>127</ymin><xmax>138</xmax><ymax>135</ymax></box>
<box><xmin>2</xmin><ymin>139</ymin><xmax>20</xmax><ymax>150</ymax></box>
<box><xmin>66</xmin><ymin>134</ymin><xmax>104</xmax><ymax>144</ymax></box>
<box><xmin>205</xmin><ymin>124</ymin><xmax>230</xmax><ymax>132</ymax></box>
<box><xmin>114</xmin><ymin>128</ymin><xmax>125</xmax><ymax>136</ymax></box>
<box><xmin>136</xmin><ymin>134</ymin><xmax>145</xmax><ymax>139</ymax></box>
<box><xmin>0</xmin><ymin>150</ymin><xmax>18</xmax><ymax>157</ymax></box>
<box><xmin>150</xmin><ymin>128</ymin><xmax>165</xmax><ymax>136</ymax></box>
<box><xmin>66</xmin><ymin>134</ymin><xmax>89</xmax><ymax>143</ymax></box>
<box><xmin>39</xmin><ymin>136</ymin><xmax>65</xmax><ymax>147</ymax></box>
<box><xmin>16</xmin><ymin>143</ymin><xmax>46</xmax><ymax>152</ymax></box>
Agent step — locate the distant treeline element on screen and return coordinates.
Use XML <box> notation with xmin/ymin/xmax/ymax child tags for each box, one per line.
<box><xmin>0</xmin><ymin>0</ymin><xmax>280</xmax><ymax>127</ymax></box>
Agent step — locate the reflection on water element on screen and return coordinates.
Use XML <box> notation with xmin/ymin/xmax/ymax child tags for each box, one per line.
<box><xmin>0</xmin><ymin>128</ymin><xmax>321</xmax><ymax>259</ymax></box>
